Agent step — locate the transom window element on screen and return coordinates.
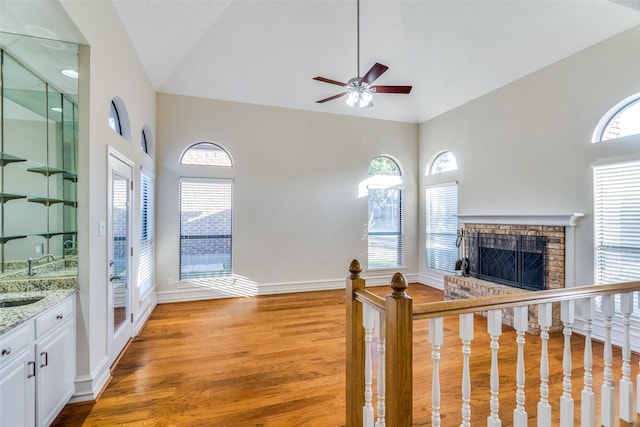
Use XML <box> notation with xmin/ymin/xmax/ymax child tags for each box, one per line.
<box><xmin>108</xmin><ymin>97</ymin><xmax>131</xmax><ymax>141</ymax></box>
<box><xmin>181</xmin><ymin>142</ymin><xmax>232</xmax><ymax>166</ymax></box>
<box><xmin>429</xmin><ymin>151</ymin><xmax>458</xmax><ymax>175</ymax></box>
<box><xmin>593</xmin><ymin>93</ymin><xmax>640</xmax><ymax>142</ymax></box>
<box><xmin>367</xmin><ymin>156</ymin><xmax>404</xmax><ymax>269</ymax></box>
<box><xmin>141</xmin><ymin>126</ymin><xmax>152</xmax><ymax>154</ymax></box>
<box><xmin>108</xmin><ymin>100</ymin><xmax>121</xmax><ymax>135</ymax></box>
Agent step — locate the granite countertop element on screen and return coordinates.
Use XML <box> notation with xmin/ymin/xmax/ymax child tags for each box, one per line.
<box><xmin>0</xmin><ymin>276</ymin><xmax>77</xmax><ymax>335</ymax></box>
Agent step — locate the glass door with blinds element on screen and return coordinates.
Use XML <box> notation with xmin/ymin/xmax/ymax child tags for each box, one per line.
<box><xmin>107</xmin><ymin>151</ymin><xmax>133</xmax><ymax>366</ymax></box>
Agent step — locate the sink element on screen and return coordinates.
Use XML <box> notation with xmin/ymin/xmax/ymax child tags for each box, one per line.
<box><xmin>0</xmin><ymin>297</ymin><xmax>44</xmax><ymax>308</ymax></box>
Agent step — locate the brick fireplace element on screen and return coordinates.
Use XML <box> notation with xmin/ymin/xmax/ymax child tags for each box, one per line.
<box><xmin>444</xmin><ymin>214</ymin><xmax>583</xmax><ymax>333</ymax></box>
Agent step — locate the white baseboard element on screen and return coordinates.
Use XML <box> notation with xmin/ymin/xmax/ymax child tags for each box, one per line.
<box><xmin>157</xmin><ymin>277</ymin><xmax>346</xmax><ymax>303</ymax></box>
<box><xmin>70</xmin><ymin>355</ymin><xmax>111</xmax><ymax>403</ymax></box>
<box><xmin>135</xmin><ymin>292</ymin><xmax>157</xmax><ymax>334</ymax></box>
<box><xmin>156</xmin><ymin>273</ymin><xmax>423</xmax><ymax>304</ymax></box>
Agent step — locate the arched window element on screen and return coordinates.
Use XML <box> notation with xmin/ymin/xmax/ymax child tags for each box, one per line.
<box><xmin>181</xmin><ymin>142</ymin><xmax>232</xmax><ymax>166</ymax></box>
<box><xmin>367</xmin><ymin>156</ymin><xmax>404</xmax><ymax>269</ymax></box>
<box><xmin>141</xmin><ymin>125</ymin><xmax>153</xmax><ymax>155</ymax></box>
<box><xmin>429</xmin><ymin>150</ymin><xmax>458</xmax><ymax>174</ymax></box>
<box><xmin>108</xmin><ymin>101</ymin><xmax>121</xmax><ymax>135</ymax></box>
<box><xmin>593</xmin><ymin>92</ymin><xmax>640</xmax><ymax>142</ymax></box>
<box><xmin>108</xmin><ymin>97</ymin><xmax>131</xmax><ymax>141</ymax></box>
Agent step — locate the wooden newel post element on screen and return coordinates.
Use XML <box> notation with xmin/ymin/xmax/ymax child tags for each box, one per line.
<box><xmin>385</xmin><ymin>272</ymin><xmax>413</xmax><ymax>426</ymax></box>
<box><xmin>346</xmin><ymin>260</ymin><xmax>365</xmax><ymax>427</ymax></box>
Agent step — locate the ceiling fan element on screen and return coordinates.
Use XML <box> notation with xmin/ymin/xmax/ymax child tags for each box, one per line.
<box><xmin>313</xmin><ymin>0</ymin><xmax>412</xmax><ymax>108</ymax></box>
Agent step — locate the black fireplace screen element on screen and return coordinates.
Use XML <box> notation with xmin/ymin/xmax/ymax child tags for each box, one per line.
<box><xmin>468</xmin><ymin>232</ymin><xmax>547</xmax><ymax>291</ymax></box>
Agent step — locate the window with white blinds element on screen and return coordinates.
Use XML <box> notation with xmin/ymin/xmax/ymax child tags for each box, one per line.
<box><xmin>138</xmin><ymin>170</ymin><xmax>154</xmax><ymax>295</ymax></box>
<box><xmin>426</xmin><ymin>182</ymin><xmax>458</xmax><ymax>273</ymax></box>
<box><xmin>179</xmin><ymin>178</ymin><xmax>233</xmax><ymax>279</ymax></box>
<box><xmin>367</xmin><ymin>156</ymin><xmax>404</xmax><ymax>270</ymax></box>
<box><xmin>368</xmin><ymin>187</ymin><xmax>404</xmax><ymax>269</ymax></box>
<box><xmin>594</xmin><ymin>160</ymin><xmax>640</xmax><ymax>316</ymax></box>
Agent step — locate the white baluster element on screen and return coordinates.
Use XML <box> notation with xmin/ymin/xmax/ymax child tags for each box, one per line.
<box><xmin>375</xmin><ymin>311</ymin><xmax>386</xmax><ymax>427</ymax></box>
<box><xmin>487</xmin><ymin>310</ymin><xmax>502</xmax><ymax>427</ymax></box>
<box><xmin>363</xmin><ymin>304</ymin><xmax>375</xmax><ymax>427</ymax></box>
<box><xmin>537</xmin><ymin>303</ymin><xmax>552</xmax><ymax>427</ymax></box>
<box><xmin>601</xmin><ymin>295</ymin><xmax>615</xmax><ymax>427</ymax></box>
<box><xmin>513</xmin><ymin>306</ymin><xmax>528</xmax><ymax>427</ymax></box>
<box><xmin>581</xmin><ymin>297</ymin><xmax>595</xmax><ymax>427</ymax></box>
<box><xmin>430</xmin><ymin>317</ymin><xmax>443</xmax><ymax>427</ymax></box>
<box><xmin>620</xmin><ymin>293</ymin><xmax>633</xmax><ymax>423</ymax></box>
<box><xmin>560</xmin><ymin>300</ymin><xmax>574</xmax><ymax>426</ymax></box>
<box><xmin>637</xmin><ymin>292</ymin><xmax>640</xmax><ymax>415</ymax></box>
<box><xmin>460</xmin><ymin>313</ymin><xmax>474</xmax><ymax>427</ymax></box>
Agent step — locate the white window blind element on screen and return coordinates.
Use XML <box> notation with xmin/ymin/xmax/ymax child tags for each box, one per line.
<box><xmin>179</xmin><ymin>178</ymin><xmax>233</xmax><ymax>279</ymax></box>
<box><xmin>368</xmin><ymin>186</ymin><xmax>404</xmax><ymax>269</ymax></box>
<box><xmin>594</xmin><ymin>160</ymin><xmax>640</xmax><ymax>283</ymax></box>
<box><xmin>426</xmin><ymin>182</ymin><xmax>458</xmax><ymax>273</ymax></box>
<box><xmin>594</xmin><ymin>160</ymin><xmax>640</xmax><ymax>316</ymax></box>
<box><xmin>138</xmin><ymin>170</ymin><xmax>154</xmax><ymax>295</ymax></box>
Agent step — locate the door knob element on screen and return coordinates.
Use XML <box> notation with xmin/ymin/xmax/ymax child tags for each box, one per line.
<box><xmin>109</xmin><ymin>274</ymin><xmax>122</xmax><ymax>282</ymax></box>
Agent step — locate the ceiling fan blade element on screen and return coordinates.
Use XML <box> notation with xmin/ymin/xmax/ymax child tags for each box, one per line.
<box><xmin>372</xmin><ymin>85</ymin><xmax>412</xmax><ymax>94</ymax></box>
<box><xmin>313</xmin><ymin>76</ymin><xmax>348</xmax><ymax>87</ymax></box>
<box><xmin>316</xmin><ymin>92</ymin><xmax>348</xmax><ymax>103</ymax></box>
<box><xmin>361</xmin><ymin>63</ymin><xmax>388</xmax><ymax>85</ymax></box>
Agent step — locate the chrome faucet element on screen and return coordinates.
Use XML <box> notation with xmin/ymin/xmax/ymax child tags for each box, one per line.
<box><xmin>27</xmin><ymin>254</ymin><xmax>56</xmax><ymax>276</ymax></box>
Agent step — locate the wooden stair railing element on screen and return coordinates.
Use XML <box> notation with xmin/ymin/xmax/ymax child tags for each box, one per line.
<box><xmin>346</xmin><ymin>259</ymin><xmax>640</xmax><ymax>427</ymax></box>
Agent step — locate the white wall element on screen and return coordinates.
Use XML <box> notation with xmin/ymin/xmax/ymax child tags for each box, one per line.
<box><xmin>156</xmin><ymin>94</ymin><xmax>418</xmax><ymax>300</ymax></box>
<box><xmin>418</xmin><ymin>25</ymin><xmax>640</xmax><ymax>289</ymax></box>
<box><xmin>59</xmin><ymin>0</ymin><xmax>156</xmax><ymax>401</ymax></box>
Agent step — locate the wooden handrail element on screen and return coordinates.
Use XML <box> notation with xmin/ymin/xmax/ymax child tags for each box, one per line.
<box><xmin>411</xmin><ymin>280</ymin><xmax>640</xmax><ymax>320</ymax></box>
<box><xmin>354</xmin><ymin>280</ymin><xmax>640</xmax><ymax>320</ymax></box>
<box><xmin>354</xmin><ymin>288</ymin><xmax>385</xmax><ymax>311</ymax></box>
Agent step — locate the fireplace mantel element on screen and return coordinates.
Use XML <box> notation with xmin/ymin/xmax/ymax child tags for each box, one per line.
<box><xmin>457</xmin><ymin>213</ymin><xmax>585</xmax><ymax>227</ymax></box>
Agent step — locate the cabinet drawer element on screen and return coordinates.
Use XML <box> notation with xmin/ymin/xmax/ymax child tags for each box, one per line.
<box><xmin>0</xmin><ymin>321</ymin><xmax>34</xmax><ymax>368</ymax></box>
<box><xmin>36</xmin><ymin>297</ymin><xmax>73</xmax><ymax>339</ymax></box>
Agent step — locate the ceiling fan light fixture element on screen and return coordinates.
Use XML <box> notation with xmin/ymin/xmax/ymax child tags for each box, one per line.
<box><xmin>359</xmin><ymin>91</ymin><xmax>373</xmax><ymax>108</ymax></box>
<box><xmin>345</xmin><ymin>91</ymin><xmax>359</xmax><ymax>107</ymax></box>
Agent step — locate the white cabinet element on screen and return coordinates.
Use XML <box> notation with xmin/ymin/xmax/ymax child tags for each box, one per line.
<box><xmin>0</xmin><ymin>295</ymin><xmax>75</xmax><ymax>427</ymax></box>
<box><xmin>0</xmin><ymin>321</ymin><xmax>36</xmax><ymax>427</ymax></box>
<box><xmin>36</xmin><ymin>297</ymin><xmax>75</xmax><ymax>427</ymax></box>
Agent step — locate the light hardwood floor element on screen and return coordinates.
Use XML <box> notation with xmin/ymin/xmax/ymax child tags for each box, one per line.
<box><xmin>53</xmin><ymin>285</ymin><xmax>639</xmax><ymax>426</ymax></box>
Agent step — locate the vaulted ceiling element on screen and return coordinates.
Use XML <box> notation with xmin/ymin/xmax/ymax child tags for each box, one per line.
<box><xmin>3</xmin><ymin>1</ymin><xmax>640</xmax><ymax>124</ymax></box>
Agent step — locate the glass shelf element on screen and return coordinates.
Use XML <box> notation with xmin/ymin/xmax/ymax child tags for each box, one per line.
<box><xmin>1</xmin><ymin>152</ymin><xmax>75</xmax><ymax>176</ymax></box>
<box><xmin>37</xmin><ymin>231</ymin><xmax>71</xmax><ymax>238</ymax></box>
<box><xmin>0</xmin><ymin>235</ymin><xmax>27</xmax><ymax>244</ymax></box>
<box><xmin>0</xmin><ymin>152</ymin><xmax>27</xmax><ymax>167</ymax></box>
<box><xmin>0</xmin><ymin>193</ymin><xmax>27</xmax><ymax>203</ymax></box>
<box><xmin>27</xmin><ymin>166</ymin><xmax>67</xmax><ymax>176</ymax></box>
<box><xmin>27</xmin><ymin>197</ymin><xmax>66</xmax><ymax>206</ymax></box>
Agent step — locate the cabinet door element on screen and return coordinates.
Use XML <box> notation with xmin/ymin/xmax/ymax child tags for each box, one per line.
<box><xmin>0</xmin><ymin>348</ymin><xmax>36</xmax><ymax>427</ymax></box>
<box><xmin>36</xmin><ymin>320</ymin><xmax>74</xmax><ymax>427</ymax></box>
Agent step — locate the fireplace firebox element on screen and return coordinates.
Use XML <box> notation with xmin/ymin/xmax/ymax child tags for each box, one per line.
<box><xmin>468</xmin><ymin>232</ymin><xmax>547</xmax><ymax>291</ymax></box>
